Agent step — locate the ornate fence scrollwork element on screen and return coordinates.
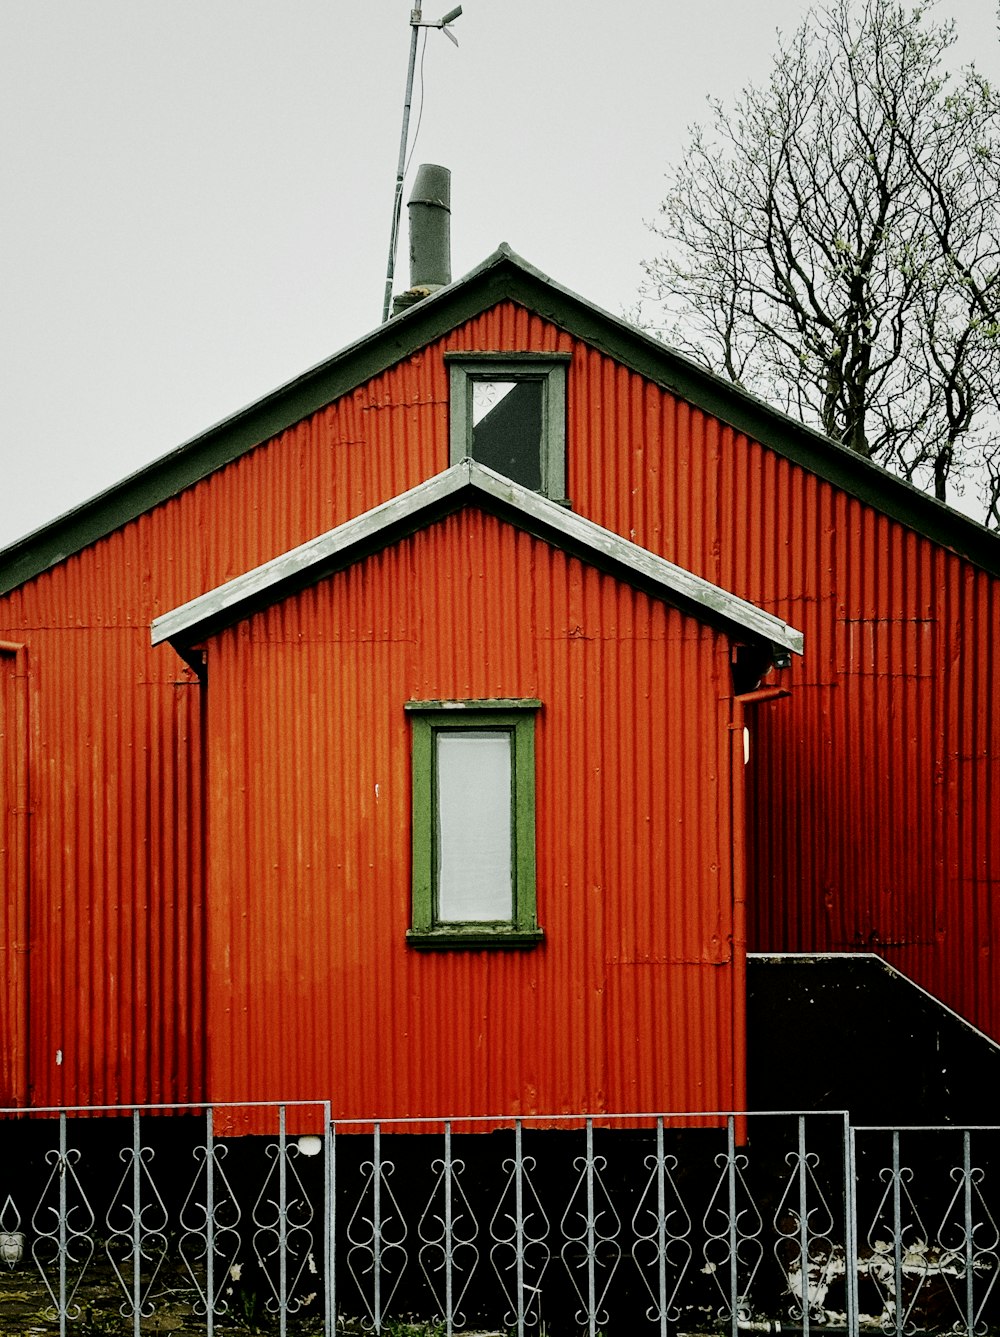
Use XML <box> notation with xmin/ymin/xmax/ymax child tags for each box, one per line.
<box><xmin>251</xmin><ymin>1106</ymin><xmax>317</xmax><ymax>1317</ymax></box>
<box><xmin>631</xmin><ymin>1117</ymin><xmax>693</xmax><ymax>1333</ymax></box>
<box><xmin>0</xmin><ymin>1192</ymin><xmax>25</xmax><ymax>1270</ymax></box>
<box><xmin>856</xmin><ymin>1130</ymin><xmax>1000</xmax><ymax>1337</ymax></box>
<box><xmin>489</xmin><ymin>1119</ymin><xmax>551</xmax><ymax>1334</ymax></box>
<box><xmin>178</xmin><ymin>1111</ymin><xmax>243</xmax><ymax>1320</ymax></box>
<box><xmin>104</xmin><ymin>1110</ymin><xmax>170</xmax><ymax>1321</ymax></box>
<box><xmin>772</xmin><ymin>1116</ymin><xmax>839</xmax><ymax>1330</ymax></box>
<box><xmin>346</xmin><ymin>1122</ymin><xmax>409</xmax><ymax>1330</ymax></box>
<box><xmin>559</xmin><ymin>1118</ymin><xmax>622</xmax><ymax>1334</ymax></box>
<box><xmin>702</xmin><ymin>1116</ymin><xmax>765</xmax><ymax>1328</ymax></box>
<box><xmin>936</xmin><ymin>1134</ymin><xmax>1000</xmax><ymax>1337</ymax></box>
<box><xmin>864</xmin><ymin>1134</ymin><xmax>934</xmax><ymax>1336</ymax></box>
<box><xmin>417</xmin><ymin>1122</ymin><xmax>480</xmax><ymax>1332</ymax></box>
<box><xmin>30</xmin><ymin>1114</ymin><xmax>96</xmax><ymax>1323</ymax></box>
<box><xmin>2</xmin><ymin>1105</ymin><xmax>1000</xmax><ymax>1334</ymax></box>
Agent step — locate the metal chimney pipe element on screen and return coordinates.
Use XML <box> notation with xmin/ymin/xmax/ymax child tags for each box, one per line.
<box><xmin>408</xmin><ymin>164</ymin><xmax>451</xmax><ymax>290</ymax></box>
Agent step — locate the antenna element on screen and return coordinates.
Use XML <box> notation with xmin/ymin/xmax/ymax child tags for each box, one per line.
<box><xmin>381</xmin><ymin>3</ymin><xmax>463</xmax><ymax>323</ymax></box>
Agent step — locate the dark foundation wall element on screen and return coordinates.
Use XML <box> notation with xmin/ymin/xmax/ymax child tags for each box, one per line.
<box><xmin>747</xmin><ymin>953</ymin><xmax>1000</xmax><ymax>1125</ymax></box>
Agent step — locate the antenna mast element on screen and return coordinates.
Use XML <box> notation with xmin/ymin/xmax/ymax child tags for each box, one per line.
<box><xmin>381</xmin><ymin>4</ymin><xmax>462</xmax><ymax>323</ymax></box>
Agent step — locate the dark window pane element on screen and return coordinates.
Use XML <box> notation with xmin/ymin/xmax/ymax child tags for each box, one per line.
<box><xmin>471</xmin><ymin>380</ymin><xmax>543</xmax><ymax>491</ymax></box>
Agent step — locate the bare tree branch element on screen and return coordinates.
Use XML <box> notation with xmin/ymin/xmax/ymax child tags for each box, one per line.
<box><xmin>641</xmin><ymin>0</ymin><xmax>1000</xmax><ymax>526</ymax></box>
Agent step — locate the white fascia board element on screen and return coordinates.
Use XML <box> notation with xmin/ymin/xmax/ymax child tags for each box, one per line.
<box><xmin>468</xmin><ymin>463</ymin><xmax>803</xmax><ymax>657</ymax></box>
<box><xmin>152</xmin><ymin>459</ymin><xmax>804</xmax><ymax>658</ymax></box>
<box><xmin>151</xmin><ymin>465</ymin><xmax>466</xmax><ymax>647</ymax></box>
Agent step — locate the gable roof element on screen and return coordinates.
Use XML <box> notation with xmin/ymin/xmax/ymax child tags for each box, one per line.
<box><xmin>4</xmin><ymin>243</ymin><xmax>1000</xmax><ymax>595</ymax></box>
<box><xmin>151</xmin><ymin>459</ymin><xmax>804</xmax><ymax>664</ymax></box>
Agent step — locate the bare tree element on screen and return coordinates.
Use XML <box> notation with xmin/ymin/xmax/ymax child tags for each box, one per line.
<box><xmin>641</xmin><ymin>0</ymin><xmax>1000</xmax><ymax>523</ymax></box>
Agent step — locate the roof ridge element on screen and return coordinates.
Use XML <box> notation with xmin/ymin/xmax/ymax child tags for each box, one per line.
<box><xmin>3</xmin><ymin>244</ymin><xmax>998</xmax><ymax>594</ymax></box>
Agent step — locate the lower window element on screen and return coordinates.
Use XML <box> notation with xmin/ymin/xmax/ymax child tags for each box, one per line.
<box><xmin>405</xmin><ymin>699</ymin><xmax>543</xmax><ymax>948</ymax></box>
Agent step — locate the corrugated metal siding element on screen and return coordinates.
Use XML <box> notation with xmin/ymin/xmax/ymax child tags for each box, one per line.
<box><xmin>0</xmin><ymin>295</ymin><xmax>996</xmax><ymax>1107</ymax></box>
<box><xmin>205</xmin><ymin>512</ymin><xmax>739</xmax><ymax>1117</ymax></box>
<box><xmin>0</xmin><ymin>643</ymin><xmax>29</xmax><ymax>1105</ymax></box>
<box><xmin>12</xmin><ymin>626</ymin><xmax>204</xmax><ymax>1108</ymax></box>
<box><xmin>0</xmin><ymin>305</ymin><xmax>576</xmax><ymax>1108</ymax></box>
<box><xmin>564</xmin><ymin>350</ymin><xmax>1000</xmax><ymax>1040</ymax></box>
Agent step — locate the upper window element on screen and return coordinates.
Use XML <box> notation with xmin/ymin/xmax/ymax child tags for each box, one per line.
<box><xmin>446</xmin><ymin>353</ymin><xmax>570</xmax><ymax>501</ymax></box>
<box><xmin>405</xmin><ymin>699</ymin><xmax>544</xmax><ymax>950</ymax></box>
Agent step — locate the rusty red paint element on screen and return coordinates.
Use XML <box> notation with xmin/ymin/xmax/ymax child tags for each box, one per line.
<box><xmin>0</xmin><ymin>641</ymin><xmax>29</xmax><ymax>1106</ymax></box>
<box><xmin>565</xmin><ymin>358</ymin><xmax>999</xmax><ymax>1038</ymax></box>
<box><xmin>203</xmin><ymin>512</ymin><xmax>743</xmax><ymax>1117</ymax></box>
<box><xmin>0</xmin><ymin>299</ymin><xmax>995</xmax><ymax>1112</ymax></box>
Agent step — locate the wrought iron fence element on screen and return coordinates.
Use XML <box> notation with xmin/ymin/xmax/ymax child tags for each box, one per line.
<box><xmin>0</xmin><ymin>1105</ymin><xmax>997</xmax><ymax>1337</ymax></box>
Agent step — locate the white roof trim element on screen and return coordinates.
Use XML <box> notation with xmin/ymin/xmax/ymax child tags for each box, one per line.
<box><xmin>152</xmin><ymin>460</ymin><xmax>804</xmax><ymax>657</ymax></box>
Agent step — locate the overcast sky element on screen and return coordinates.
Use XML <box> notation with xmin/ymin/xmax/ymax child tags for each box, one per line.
<box><xmin>2</xmin><ymin>0</ymin><xmax>998</xmax><ymax>550</ymax></box>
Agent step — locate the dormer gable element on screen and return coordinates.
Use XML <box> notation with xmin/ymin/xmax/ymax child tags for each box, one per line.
<box><xmin>153</xmin><ymin>460</ymin><xmax>803</xmax><ymax>670</ymax></box>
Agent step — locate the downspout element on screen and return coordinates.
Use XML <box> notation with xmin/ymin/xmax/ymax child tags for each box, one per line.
<box><xmin>188</xmin><ymin>645</ymin><xmax>209</xmax><ymax>1102</ymax></box>
<box><xmin>0</xmin><ymin>640</ymin><xmax>30</xmax><ymax>1107</ymax></box>
<box><xmin>729</xmin><ymin>684</ymin><xmax>790</xmax><ymax>1124</ymax></box>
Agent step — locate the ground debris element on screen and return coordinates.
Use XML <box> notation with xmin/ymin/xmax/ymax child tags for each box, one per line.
<box><xmin>0</xmin><ymin>1263</ymin><xmax>324</xmax><ymax>1336</ymax></box>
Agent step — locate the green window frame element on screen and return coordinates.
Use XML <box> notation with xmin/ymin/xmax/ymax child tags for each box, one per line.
<box><xmin>405</xmin><ymin>699</ymin><xmax>544</xmax><ymax>950</ymax></box>
<box><xmin>445</xmin><ymin>352</ymin><xmax>570</xmax><ymax>502</ymax></box>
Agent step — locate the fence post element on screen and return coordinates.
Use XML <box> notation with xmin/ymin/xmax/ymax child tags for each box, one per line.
<box><xmin>727</xmin><ymin>1115</ymin><xmax>739</xmax><ymax>1337</ymax></box>
<box><xmin>444</xmin><ymin>1121</ymin><xmax>454</xmax><ymax>1337</ymax></box>
<box><xmin>325</xmin><ymin>1106</ymin><xmax>334</xmax><ymax>1337</ymax></box>
<box><xmin>656</xmin><ymin>1117</ymin><xmax>667</xmax><ymax>1337</ymax></box>
<box><xmin>845</xmin><ymin>1115</ymin><xmax>859</xmax><ymax>1337</ymax></box>
<box><xmin>963</xmin><ymin>1130</ymin><xmax>974</xmax><ymax>1337</ymax></box>
<box><xmin>131</xmin><ymin>1109</ymin><xmax>142</xmax><ymax>1337</ymax></box>
<box><xmin>585</xmin><ymin>1118</ymin><xmax>597</xmax><ymax>1337</ymax></box>
<box><xmin>891</xmin><ymin>1131</ymin><xmax>903</xmax><ymax>1337</ymax></box>
<box><xmin>373</xmin><ymin>1122</ymin><xmax>383</xmax><ymax>1334</ymax></box>
<box><xmin>206</xmin><ymin>1107</ymin><xmax>215</xmax><ymax>1337</ymax></box>
<box><xmin>278</xmin><ymin>1104</ymin><xmax>288</xmax><ymax>1337</ymax></box>
<box><xmin>515</xmin><ymin>1118</ymin><xmax>526</xmax><ymax>1337</ymax></box>
<box><xmin>58</xmin><ymin>1112</ymin><xmax>67</xmax><ymax>1337</ymax></box>
<box><xmin>796</xmin><ymin>1116</ymin><xmax>810</xmax><ymax>1337</ymax></box>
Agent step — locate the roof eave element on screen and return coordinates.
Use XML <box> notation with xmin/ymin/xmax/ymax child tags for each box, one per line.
<box><xmin>0</xmin><ymin>246</ymin><xmax>523</xmax><ymax>596</ymax></box>
<box><xmin>152</xmin><ymin>460</ymin><xmax>804</xmax><ymax>664</ymax></box>
<box><xmin>4</xmin><ymin>241</ymin><xmax>999</xmax><ymax>592</ymax></box>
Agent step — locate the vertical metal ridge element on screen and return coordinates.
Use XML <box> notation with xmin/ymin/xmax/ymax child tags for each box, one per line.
<box><xmin>199</xmin><ymin>511</ymin><xmax>741</xmax><ymax>1116</ymax></box>
<box><xmin>0</xmin><ymin>641</ymin><xmax>29</xmax><ymax>1105</ymax></box>
<box><xmin>559</xmin><ymin>337</ymin><xmax>997</xmax><ymax>1039</ymax></box>
<box><xmin>0</xmin><ymin>301</ymin><xmax>996</xmax><ymax>1111</ymax></box>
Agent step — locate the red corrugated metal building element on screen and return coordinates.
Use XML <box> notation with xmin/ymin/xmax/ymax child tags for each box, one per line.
<box><xmin>0</xmin><ymin>243</ymin><xmax>997</xmax><ymax>1114</ymax></box>
<box><xmin>152</xmin><ymin>464</ymin><xmax>798</xmax><ymax>1117</ymax></box>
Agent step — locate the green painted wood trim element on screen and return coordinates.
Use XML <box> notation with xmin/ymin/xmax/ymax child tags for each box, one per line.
<box><xmin>408</xmin><ymin>701</ymin><xmax>541</xmax><ymax>948</ymax></box>
<box><xmin>153</xmin><ymin>468</ymin><xmax>472</xmax><ymax>647</ymax></box>
<box><xmin>405</xmin><ymin>697</ymin><xmax>542</xmax><ymax>713</ymax></box>
<box><xmin>410</xmin><ymin>712</ymin><xmax>435</xmax><ymax>934</ymax></box>
<box><xmin>447</xmin><ymin>355</ymin><xmax>568</xmax><ymax>503</ymax></box>
<box><xmin>443</xmin><ymin>352</ymin><xmax>572</xmax><ymax>365</ymax></box>
<box><xmin>6</xmin><ymin>243</ymin><xmax>998</xmax><ymax>593</ymax></box>
<box><xmin>406</xmin><ymin>927</ymin><xmax>545</xmax><ymax>950</ymax></box>
<box><xmin>511</xmin><ymin>708</ymin><xmax>537</xmax><ymax>933</ymax></box>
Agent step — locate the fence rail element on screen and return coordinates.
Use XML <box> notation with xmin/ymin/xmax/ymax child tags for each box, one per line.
<box><xmin>0</xmin><ymin>1105</ymin><xmax>997</xmax><ymax>1337</ymax></box>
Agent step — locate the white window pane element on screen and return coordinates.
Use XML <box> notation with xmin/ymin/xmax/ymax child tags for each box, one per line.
<box><xmin>471</xmin><ymin>380</ymin><xmax>517</xmax><ymax>426</ymax></box>
<box><xmin>436</xmin><ymin>731</ymin><xmax>512</xmax><ymax>921</ymax></box>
